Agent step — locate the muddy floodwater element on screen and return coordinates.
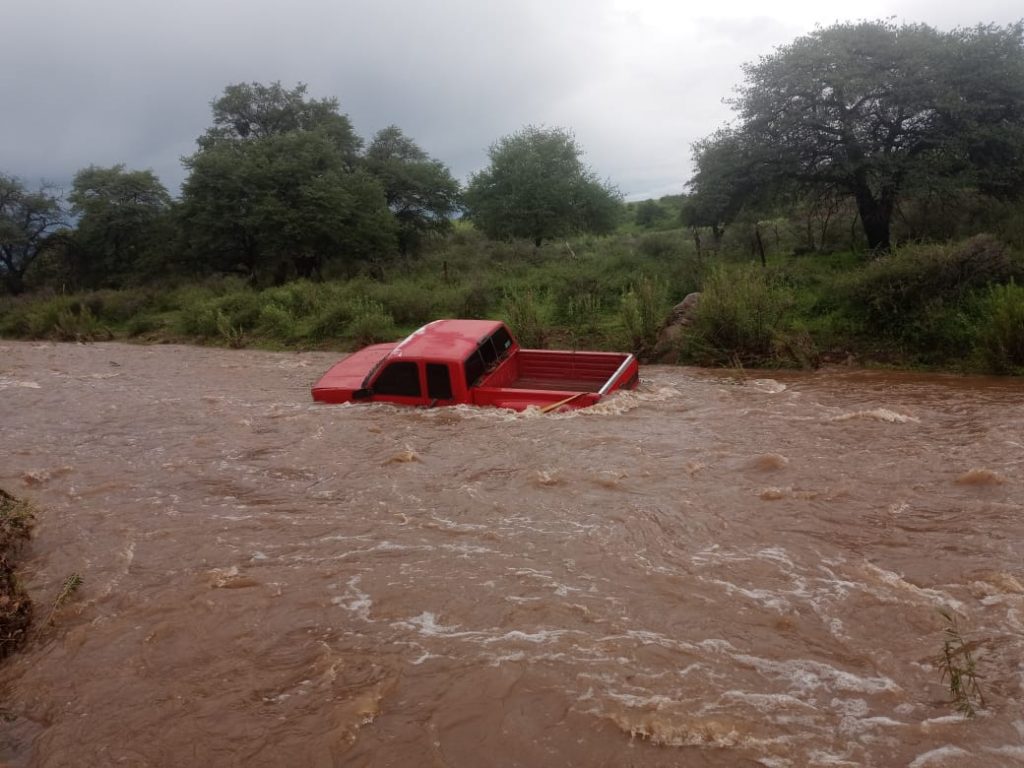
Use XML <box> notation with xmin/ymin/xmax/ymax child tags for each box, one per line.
<box><xmin>0</xmin><ymin>341</ymin><xmax>1022</xmax><ymax>767</ymax></box>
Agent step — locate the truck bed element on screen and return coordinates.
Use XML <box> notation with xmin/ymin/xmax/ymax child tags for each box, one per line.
<box><xmin>497</xmin><ymin>350</ymin><xmax>628</xmax><ymax>392</ymax></box>
<box><xmin>472</xmin><ymin>349</ymin><xmax>637</xmax><ymax>410</ymax></box>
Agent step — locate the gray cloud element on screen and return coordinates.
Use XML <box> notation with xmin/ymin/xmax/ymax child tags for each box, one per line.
<box><xmin>2</xmin><ymin>0</ymin><xmax>1021</xmax><ymax>201</ymax></box>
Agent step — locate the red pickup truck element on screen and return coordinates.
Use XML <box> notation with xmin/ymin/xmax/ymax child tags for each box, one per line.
<box><xmin>311</xmin><ymin>319</ymin><xmax>639</xmax><ymax>411</ymax></box>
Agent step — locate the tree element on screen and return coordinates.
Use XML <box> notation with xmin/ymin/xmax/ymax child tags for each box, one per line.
<box><xmin>0</xmin><ymin>175</ymin><xmax>66</xmax><ymax>295</ymax></box>
<box><xmin>181</xmin><ymin>130</ymin><xmax>395</xmax><ymax>281</ymax></box>
<box><xmin>364</xmin><ymin>126</ymin><xmax>461</xmax><ymax>254</ymax></box>
<box><xmin>200</xmin><ymin>81</ymin><xmax>361</xmax><ymax>161</ymax></box>
<box><xmin>181</xmin><ymin>83</ymin><xmax>394</xmax><ymax>282</ymax></box>
<box><xmin>68</xmin><ymin>165</ymin><xmax>171</xmax><ymax>287</ymax></box>
<box><xmin>464</xmin><ymin>126</ymin><xmax>621</xmax><ymax>246</ymax></box>
<box><xmin>634</xmin><ymin>199</ymin><xmax>668</xmax><ymax>228</ymax></box>
<box><xmin>689</xmin><ymin>21</ymin><xmax>1024</xmax><ymax>251</ymax></box>
<box><xmin>684</xmin><ymin>128</ymin><xmax>760</xmax><ymax>243</ymax></box>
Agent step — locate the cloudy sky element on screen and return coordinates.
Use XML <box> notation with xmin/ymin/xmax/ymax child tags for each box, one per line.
<box><xmin>2</xmin><ymin>0</ymin><xmax>1021</xmax><ymax>201</ymax></box>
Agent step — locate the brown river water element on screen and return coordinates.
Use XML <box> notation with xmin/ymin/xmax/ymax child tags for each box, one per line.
<box><xmin>1</xmin><ymin>341</ymin><xmax>1022</xmax><ymax>767</ymax></box>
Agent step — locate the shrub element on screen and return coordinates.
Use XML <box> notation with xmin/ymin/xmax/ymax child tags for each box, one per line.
<box><xmin>637</xmin><ymin>231</ymin><xmax>687</xmax><ymax>259</ymax></box>
<box><xmin>502</xmin><ymin>289</ymin><xmax>552</xmax><ymax>348</ymax></box>
<box><xmin>372</xmin><ymin>281</ymin><xmax>438</xmax><ymax>326</ymax></box>
<box><xmin>309</xmin><ymin>302</ymin><xmax>354</xmax><ymax>343</ymax></box>
<box><xmin>683</xmin><ymin>264</ymin><xmax>795</xmax><ymax>366</ymax></box>
<box><xmin>256</xmin><ymin>303</ymin><xmax>299</xmax><ymax>342</ymax></box>
<box><xmin>619</xmin><ymin>276</ymin><xmax>669</xmax><ymax>354</ymax></box>
<box><xmin>0</xmin><ymin>489</ymin><xmax>34</xmax><ymax>660</ymax></box>
<box><xmin>53</xmin><ymin>305</ymin><xmax>108</xmax><ymax>341</ymax></box>
<box><xmin>565</xmin><ymin>292</ymin><xmax>604</xmax><ymax>337</ymax></box>
<box><xmin>976</xmin><ymin>281</ymin><xmax>1024</xmax><ymax>373</ymax></box>
<box><xmin>346</xmin><ymin>299</ymin><xmax>397</xmax><ymax>346</ymax></box>
<box><xmin>845</xmin><ymin>234</ymin><xmax>1012</xmax><ymax>331</ymax></box>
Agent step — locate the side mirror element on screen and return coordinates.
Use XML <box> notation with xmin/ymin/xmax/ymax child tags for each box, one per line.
<box><xmin>352</xmin><ymin>388</ymin><xmax>373</xmax><ymax>400</ymax></box>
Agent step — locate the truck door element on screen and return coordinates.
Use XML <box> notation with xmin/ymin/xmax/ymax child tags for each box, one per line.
<box><xmin>425</xmin><ymin>362</ymin><xmax>456</xmax><ymax>406</ymax></box>
<box><xmin>370</xmin><ymin>361</ymin><xmax>426</xmax><ymax>405</ymax></box>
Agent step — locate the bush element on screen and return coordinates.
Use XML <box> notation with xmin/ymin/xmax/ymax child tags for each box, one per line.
<box><xmin>53</xmin><ymin>305</ymin><xmax>108</xmax><ymax>341</ymax></box>
<box><xmin>637</xmin><ymin>231</ymin><xmax>687</xmax><ymax>259</ymax></box>
<box><xmin>346</xmin><ymin>299</ymin><xmax>397</xmax><ymax>346</ymax></box>
<box><xmin>619</xmin><ymin>276</ymin><xmax>669</xmax><ymax>354</ymax></box>
<box><xmin>976</xmin><ymin>281</ymin><xmax>1024</xmax><ymax>373</ymax></box>
<box><xmin>683</xmin><ymin>264</ymin><xmax>795</xmax><ymax>366</ymax></box>
<box><xmin>502</xmin><ymin>289</ymin><xmax>552</xmax><ymax>348</ymax></box>
<box><xmin>256</xmin><ymin>303</ymin><xmax>299</xmax><ymax>341</ymax></box>
<box><xmin>371</xmin><ymin>280</ymin><xmax>439</xmax><ymax>326</ymax></box>
<box><xmin>845</xmin><ymin>234</ymin><xmax>1012</xmax><ymax>331</ymax></box>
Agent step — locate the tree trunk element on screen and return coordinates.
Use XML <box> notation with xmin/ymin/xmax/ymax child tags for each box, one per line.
<box><xmin>754</xmin><ymin>225</ymin><xmax>767</xmax><ymax>268</ymax></box>
<box><xmin>0</xmin><ymin>252</ymin><xmax>25</xmax><ymax>295</ymax></box>
<box><xmin>852</xmin><ymin>183</ymin><xmax>895</xmax><ymax>253</ymax></box>
<box><xmin>2</xmin><ymin>269</ymin><xmax>24</xmax><ymax>295</ymax></box>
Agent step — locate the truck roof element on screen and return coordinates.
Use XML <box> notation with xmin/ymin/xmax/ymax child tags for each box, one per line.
<box><xmin>388</xmin><ymin>319</ymin><xmax>507</xmax><ymax>361</ymax></box>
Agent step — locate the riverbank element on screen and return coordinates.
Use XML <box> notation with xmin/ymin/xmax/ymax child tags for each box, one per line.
<box><xmin>0</xmin><ymin>490</ymin><xmax>33</xmax><ymax>662</ymax></box>
<box><xmin>1</xmin><ymin>230</ymin><xmax>1021</xmax><ymax>374</ymax></box>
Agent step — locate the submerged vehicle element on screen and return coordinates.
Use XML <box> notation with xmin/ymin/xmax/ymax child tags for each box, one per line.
<box><xmin>312</xmin><ymin>319</ymin><xmax>639</xmax><ymax>412</ymax></box>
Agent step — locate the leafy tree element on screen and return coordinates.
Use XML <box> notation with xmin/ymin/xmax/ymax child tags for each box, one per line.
<box><xmin>68</xmin><ymin>165</ymin><xmax>171</xmax><ymax>287</ymax></box>
<box><xmin>181</xmin><ymin>83</ymin><xmax>394</xmax><ymax>282</ymax></box>
<box><xmin>364</xmin><ymin>126</ymin><xmax>461</xmax><ymax>254</ymax></box>
<box><xmin>464</xmin><ymin>126</ymin><xmax>621</xmax><ymax>246</ymax></box>
<box><xmin>684</xmin><ymin>128</ymin><xmax>760</xmax><ymax>242</ymax></box>
<box><xmin>690</xmin><ymin>21</ymin><xmax>1024</xmax><ymax>251</ymax></box>
<box><xmin>181</xmin><ymin>130</ymin><xmax>394</xmax><ymax>282</ymax></box>
<box><xmin>634</xmin><ymin>199</ymin><xmax>669</xmax><ymax>228</ymax></box>
<box><xmin>200</xmin><ymin>81</ymin><xmax>361</xmax><ymax>161</ymax></box>
<box><xmin>0</xmin><ymin>175</ymin><xmax>66</xmax><ymax>295</ymax></box>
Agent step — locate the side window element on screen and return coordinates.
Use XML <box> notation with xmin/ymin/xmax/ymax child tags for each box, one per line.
<box><xmin>373</xmin><ymin>361</ymin><xmax>421</xmax><ymax>396</ymax></box>
<box><xmin>464</xmin><ymin>352</ymin><xmax>485</xmax><ymax>388</ymax></box>
<box><xmin>426</xmin><ymin>364</ymin><xmax>453</xmax><ymax>400</ymax></box>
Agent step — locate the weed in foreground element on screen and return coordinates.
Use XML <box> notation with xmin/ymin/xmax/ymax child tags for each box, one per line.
<box><xmin>936</xmin><ymin>608</ymin><xmax>985</xmax><ymax>718</ymax></box>
<box><xmin>47</xmin><ymin>574</ymin><xmax>84</xmax><ymax>626</ymax></box>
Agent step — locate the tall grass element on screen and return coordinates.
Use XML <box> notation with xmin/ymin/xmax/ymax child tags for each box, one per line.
<box><xmin>0</xmin><ymin>228</ymin><xmax>1020</xmax><ymax>373</ymax></box>
<box><xmin>681</xmin><ymin>264</ymin><xmax>797</xmax><ymax>366</ymax></box>
<box><xmin>975</xmin><ymin>281</ymin><xmax>1024</xmax><ymax>373</ymax></box>
<box><xmin>619</xmin><ymin>276</ymin><xmax>669</xmax><ymax>354</ymax></box>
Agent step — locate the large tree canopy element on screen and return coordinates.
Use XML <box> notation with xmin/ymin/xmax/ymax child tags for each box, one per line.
<box><xmin>464</xmin><ymin>126</ymin><xmax>621</xmax><ymax>246</ymax></box>
<box><xmin>181</xmin><ymin>130</ymin><xmax>394</xmax><ymax>281</ymax></box>
<box><xmin>0</xmin><ymin>175</ymin><xmax>66</xmax><ymax>294</ymax></box>
<box><xmin>200</xmin><ymin>81</ymin><xmax>361</xmax><ymax>161</ymax></box>
<box><xmin>364</xmin><ymin>126</ymin><xmax>461</xmax><ymax>254</ymax></box>
<box><xmin>181</xmin><ymin>82</ymin><xmax>394</xmax><ymax>282</ymax></box>
<box><xmin>68</xmin><ymin>164</ymin><xmax>171</xmax><ymax>287</ymax></box>
<box><xmin>689</xmin><ymin>21</ymin><xmax>1024</xmax><ymax>251</ymax></box>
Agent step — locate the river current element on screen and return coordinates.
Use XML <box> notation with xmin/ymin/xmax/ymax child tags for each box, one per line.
<box><xmin>0</xmin><ymin>341</ymin><xmax>1022</xmax><ymax>767</ymax></box>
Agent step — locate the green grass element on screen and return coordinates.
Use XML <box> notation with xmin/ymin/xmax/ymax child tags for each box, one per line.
<box><xmin>0</xmin><ymin>226</ymin><xmax>1021</xmax><ymax>374</ymax></box>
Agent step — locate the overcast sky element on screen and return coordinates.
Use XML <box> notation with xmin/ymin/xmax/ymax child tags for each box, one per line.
<box><xmin>2</xmin><ymin>0</ymin><xmax>1021</xmax><ymax>201</ymax></box>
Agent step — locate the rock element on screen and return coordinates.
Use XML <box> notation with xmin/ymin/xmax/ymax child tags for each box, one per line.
<box><xmin>650</xmin><ymin>292</ymin><xmax>701</xmax><ymax>362</ymax></box>
<box><xmin>665</xmin><ymin>292</ymin><xmax>702</xmax><ymax>328</ymax></box>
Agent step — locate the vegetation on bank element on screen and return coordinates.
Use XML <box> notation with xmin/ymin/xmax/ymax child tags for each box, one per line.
<box><xmin>1</xmin><ymin>227</ymin><xmax>1021</xmax><ymax>374</ymax></box>
<box><xmin>0</xmin><ymin>490</ymin><xmax>34</xmax><ymax>660</ymax></box>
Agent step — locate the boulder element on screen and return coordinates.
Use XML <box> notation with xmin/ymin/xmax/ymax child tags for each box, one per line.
<box><xmin>650</xmin><ymin>292</ymin><xmax>701</xmax><ymax>362</ymax></box>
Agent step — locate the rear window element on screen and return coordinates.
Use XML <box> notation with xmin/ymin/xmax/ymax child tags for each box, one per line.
<box><xmin>464</xmin><ymin>326</ymin><xmax>514</xmax><ymax>388</ymax></box>
<box><xmin>373</xmin><ymin>361</ymin><xmax>421</xmax><ymax>397</ymax></box>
